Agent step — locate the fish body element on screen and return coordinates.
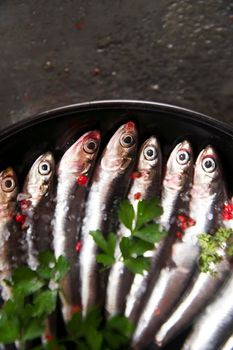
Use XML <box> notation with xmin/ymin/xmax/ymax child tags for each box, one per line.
<box><xmin>0</xmin><ymin>167</ymin><xmax>21</xmax><ymax>300</ymax></box>
<box><xmin>155</xmin><ymin>258</ymin><xmax>230</xmax><ymax>346</ymax></box>
<box><xmin>131</xmin><ymin>145</ymin><xmax>225</xmax><ymax>350</ymax></box>
<box><xmin>125</xmin><ymin>140</ymin><xmax>193</xmax><ymax>325</ymax></box>
<box><xmin>155</xmin><ymin>206</ymin><xmax>232</xmax><ymax>347</ymax></box>
<box><xmin>21</xmin><ymin>152</ymin><xmax>55</xmax><ymax>270</ymax></box>
<box><xmin>182</xmin><ymin>274</ymin><xmax>233</xmax><ymax>350</ymax></box>
<box><xmin>53</xmin><ymin>131</ymin><xmax>100</xmax><ymax>321</ymax></box>
<box><xmin>80</xmin><ymin>122</ymin><xmax>138</xmax><ymax>315</ymax></box>
<box><xmin>106</xmin><ymin>136</ymin><xmax>162</xmax><ymax>317</ymax></box>
<box><xmin>221</xmin><ymin>334</ymin><xmax>233</xmax><ymax>350</ymax></box>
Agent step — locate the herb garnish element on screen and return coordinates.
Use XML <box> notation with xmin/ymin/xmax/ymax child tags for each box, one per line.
<box><xmin>91</xmin><ymin>197</ymin><xmax>167</xmax><ymax>274</ymax></box>
<box><xmin>198</xmin><ymin>227</ymin><xmax>233</xmax><ymax>276</ymax></box>
<box><xmin>0</xmin><ymin>252</ymin><xmax>69</xmax><ymax>348</ymax></box>
<box><xmin>0</xmin><ymin>252</ymin><xmax>133</xmax><ymax>350</ymax></box>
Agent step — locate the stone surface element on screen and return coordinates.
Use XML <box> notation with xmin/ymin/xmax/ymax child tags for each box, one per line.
<box><xmin>0</xmin><ymin>0</ymin><xmax>233</xmax><ymax>130</ymax></box>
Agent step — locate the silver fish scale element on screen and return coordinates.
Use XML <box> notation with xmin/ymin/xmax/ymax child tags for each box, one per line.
<box><xmin>182</xmin><ymin>275</ymin><xmax>233</xmax><ymax>350</ymax></box>
<box><xmin>221</xmin><ymin>335</ymin><xmax>233</xmax><ymax>350</ymax></box>
<box><xmin>155</xmin><ymin>258</ymin><xmax>230</xmax><ymax>346</ymax></box>
<box><xmin>80</xmin><ymin>169</ymin><xmax>133</xmax><ymax>315</ymax></box>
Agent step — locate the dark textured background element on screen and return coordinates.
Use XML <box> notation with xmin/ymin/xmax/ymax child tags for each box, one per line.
<box><xmin>0</xmin><ymin>0</ymin><xmax>233</xmax><ymax>130</ymax></box>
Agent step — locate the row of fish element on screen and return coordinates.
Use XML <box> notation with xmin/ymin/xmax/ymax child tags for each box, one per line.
<box><xmin>0</xmin><ymin>121</ymin><xmax>232</xmax><ymax>349</ymax></box>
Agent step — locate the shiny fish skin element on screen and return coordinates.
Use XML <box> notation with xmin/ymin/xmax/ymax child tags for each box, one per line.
<box><xmin>53</xmin><ymin>131</ymin><xmax>100</xmax><ymax>321</ymax></box>
<box><xmin>221</xmin><ymin>334</ymin><xmax>233</xmax><ymax>350</ymax></box>
<box><xmin>131</xmin><ymin>145</ymin><xmax>225</xmax><ymax>350</ymax></box>
<box><xmin>182</xmin><ymin>275</ymin><xmax>233</xmax><ymax>350</ymax></box>
<box><xmin>0</xmin><ymin>167</ymin><xmax>21</xmax><ymax>300</ymax></box>
<box><xmin>21</xmin><ymin>152</ymin><xmax>55</xmax><ymax>270</ymax></box>
<box><xmin>155</xmin><ymin>258</ymin><xmax>230</xmax><ymax>347</ymax></box>
<box><xmin>155</xmin><ymin>204</ymin><xmax>232</xmax><ymax>347</ymax></box>
<box><xmin>106</xmin><ymin>136</ymin><xmax>162</xmax><ymax>317</ymax></box>
<box><xmin>80</xmin><ymin>122</ymin><xmax>138</xmax><ymax>316</ymax></box>
<box><xmin>125</xmin><ymin>140</ymin><xmax>193</xmax><ymax>325</ymax></box>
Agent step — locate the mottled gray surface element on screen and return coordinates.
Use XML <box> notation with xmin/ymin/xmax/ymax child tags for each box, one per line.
<box><xmin>0</xmin><ymin>0</ymin><xmax>233</xmax><ymax>130</ymax></box>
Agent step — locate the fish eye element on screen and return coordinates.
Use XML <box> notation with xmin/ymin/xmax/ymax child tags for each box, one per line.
<box><xmin>120</xmin><ymin>134</ymin><xmax>135</xmax><ymax>148</ymax></box>
<box><xmin>201</xmin><ymin>156</ymin><xmax>217</xmax><ymax>173</ymax></box>
<box><xmin>176</xmin><ymin>150</ymin><xmax>190</xmax><ymax>165</ymax></box>
<box><xmin>1</xmin><ymin>177</ymin><xmax>16</xmax><ymax>192</ymax></box>
<box><xmin>143</xmin><ymin>146</ymin><xmax>157</xmax><ymax>161</ymax></box>
<box><xmin>38</xmin><ymin>160</ymin><xmax>51</xmax><ymax>175</ymax></box>
<box><xmin>83</xmin><ymin>139</ymin><xmax>98</xmax><ymax>154</ymax></box>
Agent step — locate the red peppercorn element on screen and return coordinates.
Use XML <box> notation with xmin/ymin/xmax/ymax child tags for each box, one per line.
<box><xmin>77</xmin><ymin>175</ymin><xmax>88</xmax><ymax>186</ymax></box>
<box><xmin>176</xmin><ymin>231</ymin><xmax>183</xmax><ymax>240</ymax></box>
<box><xmin>134</xmin><ymin>192</ymin><xmax>142</xmax><ymax>200</ymax></box>
<box><xmin>75</xmin><ymin>241</ymin><xmax>82</xmax><ymax>252</ymax></box>
<box><xmin>188</xmin><ymin>217</ymin><xmax>196</xmax><ymax>227</ymax></box>
<box><xmin>15</xmin><ymin>213</ymin><xmax>26</xmax><ymax>224</ymax></box>
<box><xmin>177</xmin><ymin>214</ymin><xmax>186</xmax><ymax>223</ymax></box>
<box><xmin>223</xmin><ymin>212</ymin><xmax>233</xmax><ymax>221</ymax></box>
<box><xmin>180</xmin><ymin>222</ymin><xmax>188</xmax><ymax>231</ymax></box>
<box><xmin>130</xmin><ymin>172</ymin><xmax>142</xmax><ymax>180</ymax></box>
<box><xmin>223</xmin><ymin>202</ymin><xmax>233</xmax><ymax>214</ymax></box>
<box><xmin>155</xmin><ymin>308</ymin><xmax>161</xmax><ymax>316</ymax></box>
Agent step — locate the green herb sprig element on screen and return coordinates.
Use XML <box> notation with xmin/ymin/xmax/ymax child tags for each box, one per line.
<box><xmin>91</xmin><ymin>197</ymin><xmax>167</xmax><ymax>274</ymax></box>
<box><xmin>64</xmin><ymin>307</ymin><xmax>134</xmax><ymax>350</ymax></box>
<box><xmin>198</xmin><ymin>227</ymin><xmax>233</xmax><ymax>276</ymax></box>
<box><xmin>0</xmin><ymin>252</ymin><xmax>69</xmax><ymax>348</ymax></box>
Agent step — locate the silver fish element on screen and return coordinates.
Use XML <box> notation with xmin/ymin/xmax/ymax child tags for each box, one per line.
<box><xmin>0</xmin><ymin>167</ymin><xmax>20</xmax><ymax>300</ymax></box>
<box><xmin>80</xmin><ymin>122</ymin><xmax>138</xmax><ymax>316</ymax></box>
<box><xmin>131</xmin><ymin>145</ymin><xmax>225</xmax><ymax>350</ymax></box>
<box><xmin>125</xmin><ymin>140</ymin><xmax>193</xmax><ymax>325</ymax></box>
<box><xmin>53</xmin><ymin>131</ymin><xmax>101</xmax><ymax>321</ymax></box>
<box><xmin>21</xmin><ymin>152</ymin><xmax>55</xmax><ymax>270</ymax></box>
<box><xmin>155</xmin><ymin>258</ymin><xmax>230</xmax><ymax>346</ymax></box>
<box><xmin>221</xmin><ymin>334</ymin><xmax>233</xmax><ymax>350</ymax></box>
<box><xmin>182</xmin><ymin>274</ymin><xmax>233</xmax><ymax>350</ymax></box>
<box><xmin>106</xmin><ymin>136</ymin><xmax>162</xmax><ymax>317</ymax></box>
<box><xmin>155</xmin><ymin>198</ymin><xmax>231</xmax><ymax>347</ymax></box>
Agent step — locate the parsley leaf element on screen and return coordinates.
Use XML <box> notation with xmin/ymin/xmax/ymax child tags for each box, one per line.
<box><xmin>135</xmin><ymin>197</ymin><xmax>162</xmax><ymax>230</ymax></box>
<box><xmin>124</xmin><ymin>256</ymin><xmax>151</xmax><ymax>274</ymax></box>
<box><xmin>118</xmin><ymin>199</ymin><xmax>135</xmax><ymax>230</ymax></box>
<box><xmin>133</xmin><ymin>223</ymin><xmax>167</xmax><ymax>244</ymax></box>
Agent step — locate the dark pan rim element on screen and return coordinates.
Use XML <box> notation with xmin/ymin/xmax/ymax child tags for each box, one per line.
<box><xmin>1</xmin><ymin>99</ymin><xmax>233</xmax><ymax>141</ymax></box>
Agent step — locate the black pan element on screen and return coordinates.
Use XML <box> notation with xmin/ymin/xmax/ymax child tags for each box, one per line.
<box><xmin>0</xmin><ymin>100</ymin><xmax>232</xmax><ymax>349</ymax></box>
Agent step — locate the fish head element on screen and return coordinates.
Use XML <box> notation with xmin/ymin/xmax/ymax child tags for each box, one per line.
<box><xmin>24</xmin><ymin>152</ymin><xmax>55</xmax><ymax>201</ymax></box>
<box><xmin>164</xmin><ymin>140</ymin><xmax>193</xmax><ymax>190</ymax></box>
<box><xmin>137</xmin><ymin>136</ymin><xmax>161</xmax><ymax>180</ymax></box>
<box><xmin>59</xmin><ymin>130</ymin><xmax>101</xmax><ymax>176</ymax></box>
<box><xmin>101</xmin><ymin>122</ymin><xmax>138</xmax><ymax>172</ymax></box>
<box><xmin>193</xmin><ymin>145</ymin><xmax>221</xmax><ymax>193</ymax></box>
<box><xmin>0</xmin><ymin>167</ymin><xmax>18</xmax><ymax>210</ymax></box>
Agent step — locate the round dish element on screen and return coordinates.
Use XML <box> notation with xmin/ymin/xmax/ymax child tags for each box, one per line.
<box><xmin>0</xmin><ymin>100</ymin><xmax>232</xmax><ymax>350</ymax></box>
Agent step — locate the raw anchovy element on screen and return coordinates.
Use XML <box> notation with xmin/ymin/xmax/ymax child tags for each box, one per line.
<box><xmin>20</xmin><ymin>152</ymin><xmax>55</xmax><ymax>270</ymax></box>
<box><xmin>80</xmin><ymin>122</ymin><xmax>138</xmax><ymax>315</ymax></box>
<box><xmin>155</xmin><ymin>259</ymin><xmax>230</xmax><ymax>346</ymax></box>
<box><xmin>0</xmin><ymin>167</ymin><xmax>21</xmax><ymax>300</ymax></box>
<box><xmin>106</xmin><ymin>136</ymin><xmax>162</xmax><ymax>317</ymax></box>
<box><xmin>53</xmin><ymin>131</ymin><xmax>101</xmax><ymax>321</ymax></box>
<box><xmin>125</xmin><ymin>140</ymin><xmax>193</xmax><ymax>325</ymax></box>
<box><xmin>221</xmin><ymin>334</ymin><xmax>233</xmax><ymax>350</ymax></box>
<box><xmin>155</xmin><ymin>204</ymin><xmax>230</xmax><ymax>347</ymax></box>
<box><xmin>182</xmin><ymin>274</ymin><xmax>233</xmax><ymax>350</ymax></box>
<box><xmin>131</xmin><ymin>145</ymin><xmax>225</xmax><ymax>350</ymax></box>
